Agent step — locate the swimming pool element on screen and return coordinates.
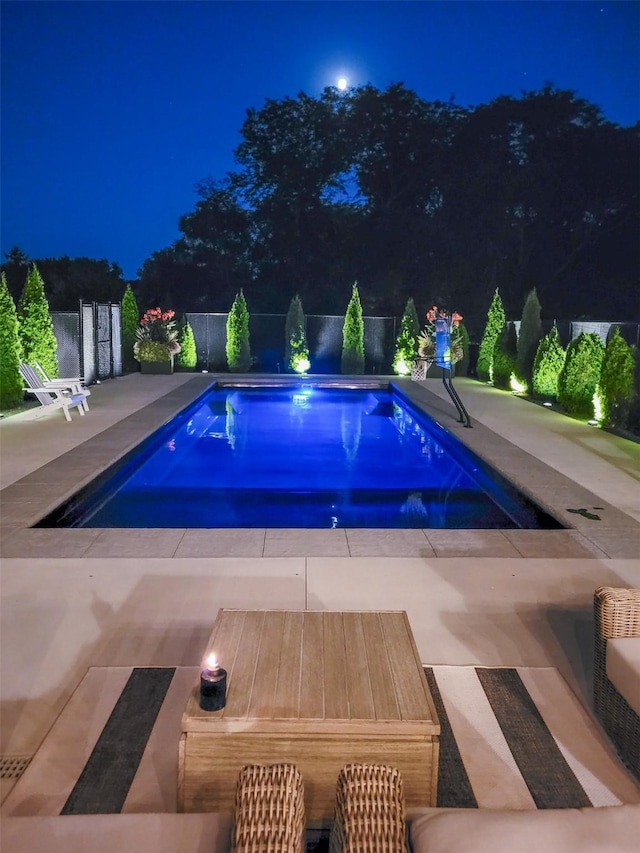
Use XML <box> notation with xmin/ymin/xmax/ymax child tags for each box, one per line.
<box><xmin>40</xmin><ymin>384</ymin><xmax>562</xmax><ymax>530</ymax></box>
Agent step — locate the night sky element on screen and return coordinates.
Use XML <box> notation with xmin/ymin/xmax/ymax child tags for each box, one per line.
<box><xmin>2</xmin><ymin>0</ymin><xmax>638</xmax><ymax>280</ymax></box>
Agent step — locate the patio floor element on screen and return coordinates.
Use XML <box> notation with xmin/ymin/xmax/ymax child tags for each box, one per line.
<box><xmin>1</xmin><ymin>373</ymin><xmax>639</xmax><ymax>812</ymax></box>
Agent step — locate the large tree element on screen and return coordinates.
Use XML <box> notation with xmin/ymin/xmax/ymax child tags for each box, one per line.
<box><xmin>1</xmin><ymin>250</ymin><xmax>126</xmax><ymax>310</ymax></box>
<box><xmin>135</xmin><ymin>84</ymin><xmax>639</xmax><ymax>322</ymax></box>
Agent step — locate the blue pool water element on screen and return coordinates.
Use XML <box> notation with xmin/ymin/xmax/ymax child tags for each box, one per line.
<box><xmin>43</xmin><ymin>385</ymin><xmax>561</xmax><ymax>529</ymax></box>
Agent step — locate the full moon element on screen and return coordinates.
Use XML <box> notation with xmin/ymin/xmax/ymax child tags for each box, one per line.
<box><xmin>337</xmin><ymin>77</ymin><xmax>348</xmax><ymax>91</ymax></box>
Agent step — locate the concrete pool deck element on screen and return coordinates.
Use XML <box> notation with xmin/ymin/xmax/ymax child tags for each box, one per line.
<box><xmin>1</xmin><ymin>373</ymin><xmax>639</xmax><ymax>809</ymax></box>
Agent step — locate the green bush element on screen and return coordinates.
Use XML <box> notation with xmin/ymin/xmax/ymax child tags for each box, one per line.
<box><xmin>621</xmin><ymin>349</ymin><xmax>640</xmax><ymax>436</ymax></box>
<box><xmin>456</xmin><ymin>322</ymin><xmax>470</xmax><ymax>376</ymax></box>
<box><xmin>177</xmin><ymin>317</ymin><xmax>197</xmax><ymax>369</ymax></box>
<box><xmin>532</xmin><ymin>325</ymin><xmax>566</xmax><ymax>400</ymax></box>
<box><xmin>285</xmin><ymin>294</ymin><xmax>310</xmax><ymax>373</ymax></box>
<box><xmin>17</xmin><ymin>264</ymin><xmax>58</xmax><ymax>377</ymax></box>
<box><xmin>135</xmin><ymin>340</ymin><xmax>173</xmax><ymax>363</ymax></box>
<box><xmin>341</xmin><ymin>282</ymin><xmax>364</xmax><ymax>375</ymax></box>
<box><xmin>598</xmin><ymin>327</ymin><xmax>635</xmax><ymax>427</ymax></box>
<box><xmin>0</xmin><ymin>272</ymin><xmax>24</xmax><ymax>408</ymax></box>
<box><xmin>392</xmin><ymin>297</ymin><xmax>420</xmax><ymax>375</ymax></box>
<box><xmin>492</xmin><ymin>322</ymin><xmax>518</xmax><ymax>390</ymax></box>
<box><xmin>226</xmin><ymin>290</ymin><xmax>251</xmax><ymax>373</ymax></box>
<box><xmin>121</xmin><ymin>283</ymin><xmax>139</xmax><ymax>372</ymax></box>
<box><xmin>516</xmin><ymin>288</ymin><xmax>543</xmax><ymax>391</ymax></box>
<box><xmin>557</xmin><ymin>332</ymin><xmax>605</xmax><ymax>417</ymax></box>
<box><xmin>477</xmin><ymin>289</ymin><xmax>505</xmax><ymax>382</ymax></box>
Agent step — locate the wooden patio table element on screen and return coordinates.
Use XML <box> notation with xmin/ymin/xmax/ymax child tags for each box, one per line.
<box><xmin>178</xmin><ymin>608</ymin><xmax>440</xmax><ymax>822</ymax></box>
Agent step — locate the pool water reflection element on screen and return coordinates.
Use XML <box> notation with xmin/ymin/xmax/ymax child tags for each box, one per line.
<box><xmin>41</xmin><ymin>385</ymin><xmax>562</xmax><ymax>530</ymax></box>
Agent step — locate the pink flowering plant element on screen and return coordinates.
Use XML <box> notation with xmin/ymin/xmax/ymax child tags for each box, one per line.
<box><xmin>134</xmin><ymin>307</ymin><xmax>181</xmax><ymax>363</ymax></box>
<box><xmin>418</xmin><ymin>305</ymin><xmax>464</xmax><ymax>363</ymax></box>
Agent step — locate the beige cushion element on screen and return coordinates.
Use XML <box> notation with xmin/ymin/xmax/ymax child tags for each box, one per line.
<box><xmin>607</xmin><ymin>638</ymin><xmax>640</xmax><ymax>716</ymax></box>
<box><xmin>409</xmin><ymin>804</ymin><xmax>640</xmax><ymax>853</ymax></box>
<box><xmin>1</xmin><ymin>813</ymin><xmax>233</xmax><ymax>853</ymax></box>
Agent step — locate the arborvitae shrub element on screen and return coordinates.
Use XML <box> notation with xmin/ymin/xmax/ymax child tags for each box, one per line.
<box><xmin>477</xmin><ymin>289</ymin><xmax>505</xmax><ymax>382</ymax></box>
<box><xmin>532</xmin><ymin>325</ymin><xmax>566</xmax><ymax>400</ymax></box>
<box><xmin>622</xmin><ymin>349</ymin><xmax>640</xmax><ymax>436</ymax></box>
<box><xmin>0</xmin><ymin>272</ymin><xmax>24</xmax><ymax>408</ymax></box>
<box><xmin>392</xmin><ymin>297</ymin><xmax>420</xmax><ymax>375</ymax></box>
<box><xmin>177</xmin><ymin>317</ymin><xmax>197</xmax><ymax>369</ymax></box>
<box><xmin>557</xmin><ymin>332</ymin><xmax>605</xmax><ymax>417</ymax></box>
<box><xmin>285</xmin><ymin>294</ymin><xmax>310</xmax><ymax>372</ymax></box>
<box><xmin>17</xmin><ymin>264</ymin><xmax>58</xmax><ymax>377</ymax></box>
<box><xmin>341</xmin><ymin>282</ymin><xmax>364</xmax><ymax>375</ymax></box>
<box><xmin>599</xmin><ymin>327</ymin><xmax>635</xmax><ymax>427</ymax></box>
<box><xmin>226</xmin><ymin>290</ymin><xmax>251</xmax><ymax>372</ymax></box>
<box><xmin>121</xmin><ymin>283</ymin><xmax>139</xmax><ymax>372</ymax></box>
<box><xmin>492</xmin><ymin>322</ymin><xmax>518</xmax><ymax>390</ymax></box>
<box><xmin>517</xmin><ymin>288</ymin><xmax>543</xmax><ymax>390</ymax></box>
<box><xmin>456</xmin><ymin>322</ymin><xmax>470</xmax><ymax>376</ymax></box>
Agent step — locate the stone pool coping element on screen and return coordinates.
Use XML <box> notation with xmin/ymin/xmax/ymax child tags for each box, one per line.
<box><xmin>1</xmin><ymin>374</ymin><xmax>638</xmax><ymax>559</ymax></box>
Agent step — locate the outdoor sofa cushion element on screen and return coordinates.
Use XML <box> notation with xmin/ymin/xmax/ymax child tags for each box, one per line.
<box><xmin>607</xmin><ymin>637</ymin><xmax>640</xmax><ymax>717</ymax></box>
<box><xmin>409</xmin><ymin>804</ymin><xmax>640</xmax><ymax>853</ymax></box>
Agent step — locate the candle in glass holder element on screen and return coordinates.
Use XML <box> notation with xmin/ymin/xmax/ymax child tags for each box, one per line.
<box><xmin>199</xmin><ymin>653</ymin><xmax>227</xmax><ymax>711</ymax></box>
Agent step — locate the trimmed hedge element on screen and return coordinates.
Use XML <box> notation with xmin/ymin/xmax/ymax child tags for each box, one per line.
<box><xmin>558</xmin><ymin>332</ymin><xmax>605</xmax><ymax>417</ymax></box>
<box><xmin>532</xmin><ymin>325</ymin><xmax>566</xmax><ymax>400</ymax></box>
<box><xmin>177</xmin><ymin>317</ymin><xmax>197</xmax><ymax>369</ymax></box>
<box><xmin>492</xmin><ymin>321</ymin><xmax>518</xmax><ymax>390</ymax></box>
<box><xmin>226</xmin><ymin>290</ymin><xmax>251</xmax><ymax>372</ymax></box>
<box><xmin>517</xmin><ymin>288</ymin><xmax>543</xmax><ymax>390</ymax></box>
<box><xmin>0</xmin><ymin>272</ymin><xmax>24</xmax><ymax>408</ymax></box>
<box><xmin>17</xmin><ymin>264</ymin><xmax>58</xmax><ymax>378</ymax></box>
<box><xmin>599</xmin><ymin>327</ymin><xmax>635</xmax><ymax>427</ymax></box>
<box><xmin>121</xmin><ymin>284</ymin><xmax>139</xmax><ymax>372</ymax></box>
<box><xmin>393</xmin><ymin>297</ymin><xmax>420</xmax><ymax>375</ymax></box>
<box><xmin>285</xmin><ymin>294</ymin><xmax>310</xmax><ymax>372</ymax></box>
<box><xmin>477</xmin><ymin>289</ymin><xmax>505</xmax><ymax>382</ymax></box>
<box><xmin>341</xmin><ymin>282</ymin><xmax>364</xmax><ymax>375</ymax></box>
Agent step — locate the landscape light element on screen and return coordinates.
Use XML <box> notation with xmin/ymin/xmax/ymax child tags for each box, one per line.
<box><xmin>592</xmin><ymin>388</ymin><xmax>604</xmax><ymax>425</ymax></box>
<box><xmin>510</xmin><ymin>374</ymin><xmax>527</xmax><ymax>394</ymax></box>
<box><xmin>394</xmin><ymin>357</ymin><xmax>410</xmax><ymax>376</ymax></box>
<box><xmin>293</xmin><ymin>356</ymin><xmax>310</xmax><ymax>374</ymax></box>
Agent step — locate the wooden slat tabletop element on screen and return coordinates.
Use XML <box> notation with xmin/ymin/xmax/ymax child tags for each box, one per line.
<box><xmin>182</xmin><ymin>609</ymin><xmax>439</xmax><ymax>736</ymax></box>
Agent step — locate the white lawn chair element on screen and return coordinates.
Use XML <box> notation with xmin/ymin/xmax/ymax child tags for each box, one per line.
<box><xmin>19</xmin><ymin>364</ymin><xmax>88</xmax><ymax>422</ymax></box>
<box><xmin>33</xmin><ymin>361</ymin><xmax>91</xmax><ymax>410</ymax></box>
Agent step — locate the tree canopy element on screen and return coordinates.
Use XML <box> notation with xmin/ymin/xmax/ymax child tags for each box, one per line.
<box><xmin>136</xmin><ymin>84</ymin><xmax>637</xmax><ymax>327</ymax></box>
<box><xmin>5</xmin><ymin>84</ymin><xmax>637</xmax><ymax>327</ymax></box>
<box><xmin>1</xmin><ymin>248</ymin><xmax>126</xmax><ymax>310</ymax></box>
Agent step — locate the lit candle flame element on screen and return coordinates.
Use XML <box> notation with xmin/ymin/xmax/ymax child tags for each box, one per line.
<box><xmin>205</xmin><ymin>653</ymin><xmax>219</xmax><ymax>671</ymax></box>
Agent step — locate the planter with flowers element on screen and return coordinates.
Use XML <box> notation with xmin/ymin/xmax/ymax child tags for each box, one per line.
<box><xmin>134</xmin><ymin>307</ymin><xmax>181</xmax><ymax>374</ymax></box>
<box><xmin>413</xmin><ymin>306</ymin><xmax>464</xmax><ymax>379</ymax></box>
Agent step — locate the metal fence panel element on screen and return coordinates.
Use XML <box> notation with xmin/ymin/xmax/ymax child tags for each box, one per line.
<box><xmin>81</xmin><ymin>303</ymin><xmax>96</xmax><ymax>384</ymax></box>
<box><xmin>110</xmin><ymin>304</ymin><xmax>123</xmax><ymax>375</ymax></box>
<box><xmin>51</xmin><ymin>313</ymin><xmax>81</xmax><ymax>378</ymax></box>
<box><xmin>52</xmin><ymin>302</ymin><xmax>123</xmax><ymax>384</ymax></box>
<box><xmin>51</xmin><ymin>307</ymin><xmax>638</xmax><ymax>381</ymax></box>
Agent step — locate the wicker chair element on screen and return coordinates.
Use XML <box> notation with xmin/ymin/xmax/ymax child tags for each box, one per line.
<box><xmin>593</xmin><ymin>586</ymin><xmax>640</xmax><ymax>780</ymax></box>
<box><xmin>329</xmin><ymin>764</ymin><xmax>407</xmax><ymax>853</ymax></box>
<box><xmin>232</xmin><ymin>763</ymin><xmax>305</xmax><ymax>853</ymax></box>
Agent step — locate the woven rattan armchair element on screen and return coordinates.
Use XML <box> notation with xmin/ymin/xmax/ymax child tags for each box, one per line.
<box><xmin>329</xmin><ymin>764</ymin><xmax>407</xmax><ymax>853</ymax></box>
<box><xmin>232</xmin><ymin>763</ymin><xmax>305</xmax><ymax>853</ymax></box>
<box><xmin>593</xmin><ymin>586</ymin><xmax>640</xmax><ymax>780</ymax></box>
